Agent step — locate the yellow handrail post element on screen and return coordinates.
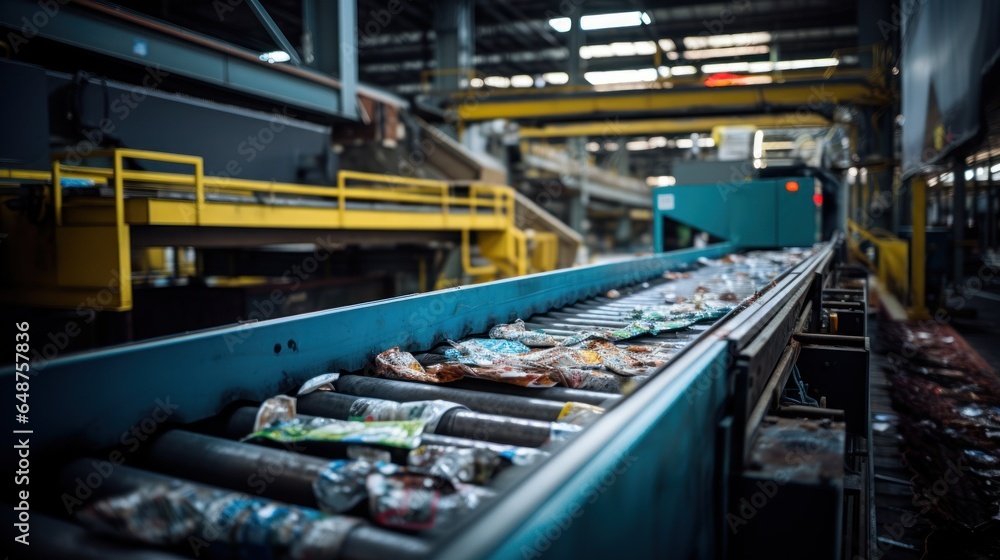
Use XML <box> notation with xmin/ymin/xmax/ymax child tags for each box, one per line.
<box><xmin>441</xmin><ymin>183</ymin><xmax>449</xmax><ymax>227</ymax></box>
<box><xmin>194</xmin><ymin>157</ymin><xmax>205</xmax><ymax>225</ymax></box>
<box><xmin>113</xmin><ymin>151</ymin><xmax>125</xmax><ymax>227</ymax></box>
<box><xmin>909</xmin><ymin>176</ymin><xmax>929</xmax><ymax>319</ymax></box>
<box><xmin>461</xmin><ymin>229</ymin><xmax>497</xmax><ymax>277</ymax></box>
<box><xmin>337</xmin><ymin>171</ymin><xmax>346</xmax><ymax>225</ymax></box>
<box><xmin>517</xmin><ymin>233</ymin><xmax>528</xmax><ymax>276</ymax></box>
<box><xmin>507</xmin><ymin>190</ymin><xmax>516</xmax><ymax>225</ymax></box>
<box><xmin>52</xmin><ymin>160</ymin><xmax>63</xmax><ymax>226</ymax></box>
<box><xmin>861</xmin><ymin>170</ymin><xmax>870</xmax><ymax>228</ymax></box>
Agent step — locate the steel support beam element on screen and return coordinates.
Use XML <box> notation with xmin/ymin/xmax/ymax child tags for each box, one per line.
<box><xmin>455</xmin><ymin>81</ymin><xmax>890</xmax><ymax>123</ymax></box>
<box><xmin>953</xmin><ymin>158</ymin><xmax>966</xmax><ymax>285</ymax></box>
<box><xmin>567</xmin><ymin>15</ymin><xmax>585</xmax><ymax>86</ymax></box>
<box><xmin>910</xmin><ymin>177</ymin><xmax>929</xmax><ymax>318</ymax></box>
<box><xmin>247</xmin><ymin>0</ymin><xmax>302</xmax><ymax>65</ymax></box>
<box><xmin>433</xmin><ymin>0</ymin><xmax>474</xmax><ymax>91</ymax></box>
<box><xmin>0</xmin><ymin>0</ymin><xmax>355</xmax><ymax>120</ymax></box>
<box><xmin>519</xmin><ymin>114</ymin><xmax>832</xmax><ymax>139</ymax></box>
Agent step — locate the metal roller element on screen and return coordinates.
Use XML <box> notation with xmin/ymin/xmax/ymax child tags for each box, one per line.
<box><xmin>335</xmin><ymin>375</ymin><xmax>572</xmax><ymax>422</ymax></box>
<box><xmin>4</xmin><ymin>513</ymin><xmax>189</xmax><ymax>560</ymax></box>
<box><xmin>447</xmin><ymin>378</ymin><xmax>618</xmax><ymax>406</ymax></box>
<box><xmin>293</xmin><ymin>392</ymin><xmax>561</xmax><ymax>448</ymax></box>
<box><xmin>143</xmin><ymin>430</ymin><xmax>328</xmax><ymax>508</ymax></box>
<box><xmin>223</xmin><ymin>406</ymin><xmax>548</xmax><ymax>461</ymax></box>
<box><xmin>434</xmin><ymin>409</ymin><xmax>559</xmax><ymax>447</ymax></box>
<box><xmin>57</xmin><ymin>459</ymin><xmax>432</xmax><ymax>560</ymax></box>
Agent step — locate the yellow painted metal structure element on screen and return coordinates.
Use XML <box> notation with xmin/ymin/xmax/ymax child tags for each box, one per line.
<box><xmin>1</xmin><ymin>149</ymin><xmax>555</xmax><ymax>311</ymax></box>
<box><xmin>454</xmin><ymin>80</ymin><xmax>891</xmax><ymax>123</ymax></box>
<box><xmin>845</xmin><ymin>176</ymin><xmax>930</xmax><ymax>319</ymax></box>
<box><xmin>909</xmin><ymin>176</ymin><xmax>929</xmax><ymax>319</ymax></box>
<box><xmin>518</xmin><ymin>114</ymin><xmax>832</xmax><ymax>139</ymax></box>
<box><xmin>846</xmin><ymin>219</ymin><xmax>909</xmax><ymax>304</ymax></box>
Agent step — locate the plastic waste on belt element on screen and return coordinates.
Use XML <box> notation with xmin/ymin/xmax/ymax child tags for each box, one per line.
<box><xmin>376</xmin><ymin>347</ymin><xmax>465</xmax><ymax>383</ymax></box>
<box><xmin>488</xmin><ymin>319</ymin><xmax>559</xmax><ymax>347</ymax></box>
<box><xmin>76</xmin><ymin>482</ymin><xmax>360</xmax><ymax>559</ymax></box>
<box><xmin>247</xmin><ymin>395</ymin><xmax>467</xmax><ymax>447</ymax></box>
<box><xmin>244</xmin><ymin>416</ymin><xmax>428</xmax><ymax>449</ymax></box>
<box><xmin>313</xmin><ymin>459</ymin><xmax>495</xmax><ymax>532</ymax></box>
<box><xmin>347</xmin><ymin>398</ymin><xmax>467</xmax><ymax>434</ymax></box>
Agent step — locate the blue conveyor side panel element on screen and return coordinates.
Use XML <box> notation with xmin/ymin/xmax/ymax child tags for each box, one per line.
<box><xmin>3</xmin><ymin>243</ymin><xmax>733</xmax><ymax>454</ymax></box>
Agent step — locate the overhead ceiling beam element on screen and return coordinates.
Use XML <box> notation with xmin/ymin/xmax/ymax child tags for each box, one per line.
<box><xmin>454</xmin><ymin>78</ymin><xmax>891</xmax><ymax>123</ymax></box>
<box><xmin>246</xmin><ymin>0</ymin><xmax>301</xmax><ymax>64</ymax></box>
<box><xmin>518</xmin><ymin>114</ymin><xmax>832</xmax><ymax>138</ymax></box>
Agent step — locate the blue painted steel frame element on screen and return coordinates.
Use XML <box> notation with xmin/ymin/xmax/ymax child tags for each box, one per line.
<box><xmin>2</xmin><ymin>243</ymin><xmax>733</xmax><ymax>454</ymax></box>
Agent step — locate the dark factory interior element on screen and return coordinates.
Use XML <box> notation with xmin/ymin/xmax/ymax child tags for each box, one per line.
<box><xmin>1</xmin><ymin>1</ymin><xmax>999</xmax><ymax>559</ymax></box>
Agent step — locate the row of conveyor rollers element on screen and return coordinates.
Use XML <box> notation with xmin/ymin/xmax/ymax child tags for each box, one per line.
<box><xmin>42</xmin><ymin>261</ymin><xmax>773</xmax><ymax>559</ymax></box>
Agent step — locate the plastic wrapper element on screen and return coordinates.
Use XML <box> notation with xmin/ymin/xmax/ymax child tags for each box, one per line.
<box><xmin>254</xmin><ymin>395</ymin><xmax>297</xmax><ymax>432</ymax></box>
<box><xmin>577</xmin><ymin>370</ymin><xmax>635</xmax><ymax>393</ymax></box>
<box><xmin>583</xmin><ymin>340</ymin><xmax>662</xmax><ymax>376</ymax></box>
<box><xmin>366</xmin><ymin>470</ymin><xmax>494</xmax><ymax>532</ymax></box>
<box><xmin>499</xmin><ymin>446</ymin><xmax>549</xmax><ymax>466</ymax></box>
<box><xmin>76</xmin><ymin>482</ymin><xmax>202</xmax><ymax>545</ymax></box>
<box><xmin>297</xmin><ymin>373</ymin><xmax>340</xmax><ymax>396</ymax></box>
<box><xmin>548</xmin><ymin>422</ymin><xmax>583</xmax><ymax>443</ymax></box>
<box><xmin>77</xmin><ymin>482</ymin><xmax>351</xmax><ymax>560</ymax></box>
<box><xmin>422</xmin><ymin>435</ymin><xmax>550</xmax><ymax>466</ymax></box>
<box><xmin>347</xmin><ymin>398</ymin><xmax>466</xmax><ymax>433</ymax></box>
<box><xmin>558</xmin><ymin>331</ymin><xmax>615</xmax><ymax>347</ymax></box>
<box><xmin>528</xmin><ymin>346</ymin><xmax>603</xmax><ymax>369</ymax></box>
<box><xmin>244</xmin><ymin>416</ymin><xmax>426</xmax><ymax>449</ymax></box>
<box><xmin>557</xmin><ymin>402</ymin><xmax>605</xmax><ymax>426</ymax></box>
<box><xmin>443</xmin><ymin>338</ymin><xmax>530</xmax><ymax>362</ymax></box>
<box><xmin>424</xmin><ymin>362</ymin><xmax>474</xmax><ymax>381</ymax></box>
<box><xmin>376</xmin><ymin>347</ymin><xmax>464</xmax><ymax>383</ymax></box>
<box><xmin>463</xmin><ymin>364</ymin><xmax>561</xmax><ymax>387</ymax></box>
<box><xmin>610</xmin><ymin>319</ymin><xmax>693</xmax><ymax>340</ymax></box>
<box><xmin>554</xmin><ymin>368</ymin><xmax>586</xmax><ymax>388</ymax></box>
<box><xmin>313</xmin><ymin>459</ymin><xmax>387</xmax><ymax>513</ymax></box>
<box><xmin>288</xmin><ymin>516</ymin><xmax>363</xmax><ymax>560</ymax></box>
<box><xmin>488</xmin><ymin>319</ymin><xmax>558</xmax><ymax>347</ymax></box>
<box><xmin>346</xmin><ymin>445</ymin><xmax>392</xmax><ymax>463</ymax></box>
<box><xmin>558</xmin><ymin>319</ymin><xmax>693</xmax><ymax>347</ymax></box>
<box><xmin>625</xmin><ymin>304</ymin><xmax>735</xmax><ymax>324</ymax></box>
<box><xmin>407</xmin><ymin>445</ymin><xmax>501</xmax><ymax>484</ymax></box>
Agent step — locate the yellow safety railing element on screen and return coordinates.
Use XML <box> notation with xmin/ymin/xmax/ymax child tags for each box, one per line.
<box><xmin>41</xmin><ymin>149</ymin><xmax>516</xmax><ymax>229</ymax></box>
<box><xmin>847</xmin><ymin>219</ymin><xmax>909</xmax><ymax>303</ymax></box>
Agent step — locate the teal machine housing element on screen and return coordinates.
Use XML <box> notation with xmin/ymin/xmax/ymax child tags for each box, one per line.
<box><xmin>653</xmin><ymin>177</ymin><xmax>822</xmax><ymax>251</ymax></box>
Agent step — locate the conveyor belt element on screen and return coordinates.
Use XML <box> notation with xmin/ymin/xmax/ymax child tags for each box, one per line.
<box><xmin>20</xmin><ymin>248</ymin><xmax>815</xmax><ymax>559</ymax></box>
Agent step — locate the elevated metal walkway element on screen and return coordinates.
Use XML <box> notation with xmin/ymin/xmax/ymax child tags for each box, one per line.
<box><xmin>0</xmin><ymin>149</ymin><xmax>565</xmax><ymax>310</ymax></box>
